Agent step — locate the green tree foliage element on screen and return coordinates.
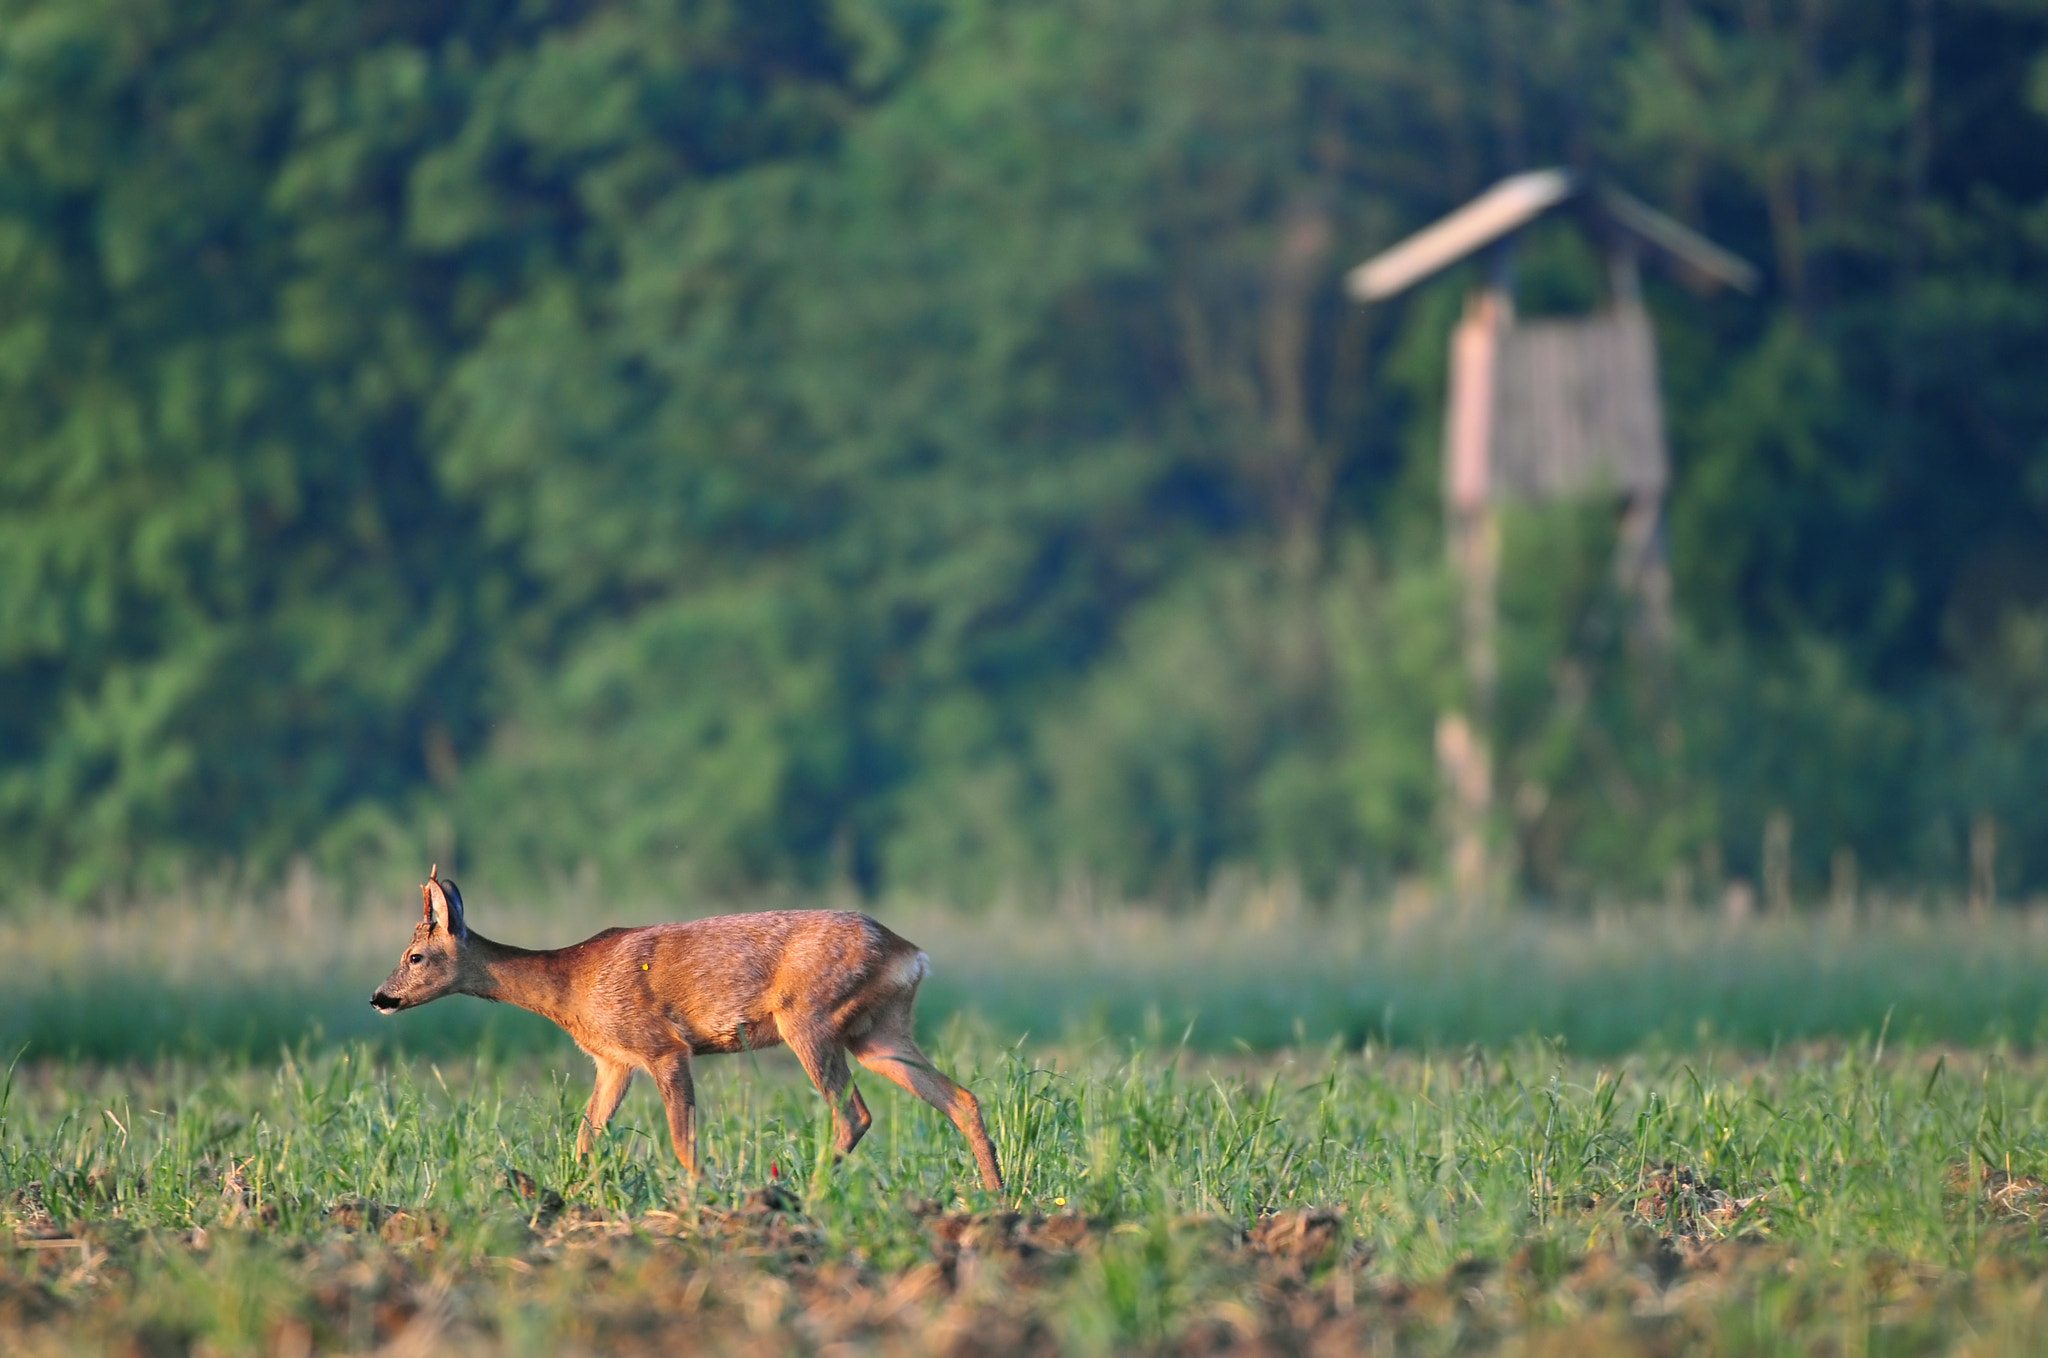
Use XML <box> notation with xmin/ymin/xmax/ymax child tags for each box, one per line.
<box><xmin>2</xmin><ymin>0</ymin><xmax>2046</xmax><ymax>901</ymax></box>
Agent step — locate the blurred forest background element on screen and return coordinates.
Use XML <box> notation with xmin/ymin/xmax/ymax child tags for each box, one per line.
<box><xmin>3</xmin><ymin>0</ymin><xmax>2047</xmax><ymax>907</ymax></box>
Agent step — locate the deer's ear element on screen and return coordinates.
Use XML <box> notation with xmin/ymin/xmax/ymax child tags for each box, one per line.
<box><xmin>440</xmin><ymin>878</ymin><xmax>467</xmax><ymax>938</ymax></box>
<box><xmin>426</xmin><ymin>874</ymin><xmax>467</xmax><ymax>939</ymax></box>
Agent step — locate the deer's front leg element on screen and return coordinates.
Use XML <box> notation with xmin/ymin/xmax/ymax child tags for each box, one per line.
<box><xmin>578</xmin><ymin>1058</ymin><xmax>633</xmax><ymax>1157</ymax></box>
<box><xmin>650</xmin><ymin>1049</ymin><xmax>700</xmax><ymax>1177</ymax></box>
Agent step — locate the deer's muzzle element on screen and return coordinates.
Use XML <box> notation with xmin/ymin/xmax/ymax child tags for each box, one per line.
<box><xmin>370</xmin><ymin>991</ymin><xmax>402</xmax><ymax>1013</ymax></box>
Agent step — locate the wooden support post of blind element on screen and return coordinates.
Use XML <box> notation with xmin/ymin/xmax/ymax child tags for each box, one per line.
<box><xmin>1440</xmin><ymin>288</ymin><xmax>1508</xmax><ymax>904</ymax></box>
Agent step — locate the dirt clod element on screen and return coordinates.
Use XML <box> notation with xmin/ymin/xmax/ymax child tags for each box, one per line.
<box><xmin>1249</xmin><ymin>1207</ymin><xmax>1344</xmax><ymax>1270</ymax></box>
<box><xmin>498</xmin><ymin>1166</ymin><xmax>565</xmax><ymax>1223</ymax></box>
<box><xmin>6</xmin><ymin>1183</ymin><xmax>61</xmax><ymax>1240</ymax></box>
<box><xmin>1947</xmin><ymin>1162</ymin><xmax>2048</xmax><ymax>1221</ymax></box>
<box><xmin>1631</xmin><ymin>1163</ymin><xmax>1768</xmax><ymax>1239</ymax></box>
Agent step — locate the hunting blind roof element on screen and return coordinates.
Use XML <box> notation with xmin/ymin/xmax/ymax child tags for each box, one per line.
<box><xmin>1345</xmin><ymin>168</ymin><xmax>1759</xmax><ymax>303</ymax></box>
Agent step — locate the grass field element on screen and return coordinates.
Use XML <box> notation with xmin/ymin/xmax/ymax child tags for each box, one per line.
<box><xmin>8</xmin><ymin>888</ymin><xmax>2048</xmax><ymax>1353</ymax></box>
<box><xmin>12</xmin><ymin>886</ymin><xmax>2048</xmax><ymax>1061</ymax></box>
<box><xmin>10</xmin><ymin>1037</ymin><xmax>2048</xmax><ymax>1354</ymax></box>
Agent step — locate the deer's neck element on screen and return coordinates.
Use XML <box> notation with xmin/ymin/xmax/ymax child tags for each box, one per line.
<box><xmin>460</xmin><ymin>933</ymin><xmax>578</xmax><ymax>1028</ymax></box>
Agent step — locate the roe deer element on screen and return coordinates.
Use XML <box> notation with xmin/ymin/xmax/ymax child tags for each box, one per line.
<box><xmin>370</xmin><ymin>868</ymin><xmax>1003</xmax><ymax>1191</ymax></box>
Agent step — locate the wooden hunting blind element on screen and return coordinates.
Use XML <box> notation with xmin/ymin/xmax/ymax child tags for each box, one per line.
<box><xmin>1346</xmin><ymin>168</ymin><xmax>1755</xmax><ymax>897</ymax></box>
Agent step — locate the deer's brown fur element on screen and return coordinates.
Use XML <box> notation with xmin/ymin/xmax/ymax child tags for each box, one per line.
<box><xmin>371</xmin><ymin>868</ymin><xmax>1003</xmax><ymax>1191</ymax></box>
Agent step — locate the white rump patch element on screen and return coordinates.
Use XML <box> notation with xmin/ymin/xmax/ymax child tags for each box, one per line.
<box><xmin>892</xmin><ymin>950</ymin><xmax>930</xmax><ymax>992</ymax></box>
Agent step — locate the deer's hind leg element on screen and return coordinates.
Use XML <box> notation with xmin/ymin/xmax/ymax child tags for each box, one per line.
<box><xmin>851</xmin><ymin>1028</ymin><xmax>1003</xmax><ymax>1192</ymax></box>
<box><xmin>784</xmin><ymin>1023</ymin><xmax>873</xmax><ymax>1156</ymax></box>
<box><xmin>578</xmin><ymin>1058</ymin><xmax>633</xmax><ymax>1157</ymax></box>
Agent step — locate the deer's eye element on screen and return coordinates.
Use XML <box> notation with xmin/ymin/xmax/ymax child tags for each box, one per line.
<box><xmin>409</xmin><ymin>954</ymin><xmax>424</xmax><ymax>965</ymax></box>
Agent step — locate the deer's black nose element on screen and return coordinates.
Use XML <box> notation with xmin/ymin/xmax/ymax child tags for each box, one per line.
<box><xmin>370</xmin><ymin>992</ymin><xmax>401</xmax><ymax>1013</ymax></box>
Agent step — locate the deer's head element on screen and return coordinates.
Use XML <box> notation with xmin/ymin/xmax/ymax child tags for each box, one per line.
<box><xmin>371</xmin><ymin>866</ymin><xmax>469</xmax><ymax>1013</ymax></box>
